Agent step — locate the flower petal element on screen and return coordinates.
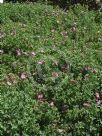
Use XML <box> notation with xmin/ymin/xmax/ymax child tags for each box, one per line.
<box><xmin>21</xmin><ymin>72</ymin><xmax>27</xmax><ymax>80</ymax></box>
<box><xmin>16</xmin><ymin>48</ymin><xmax>21</xmax><ymax>56</ymax></box>
<box><xmin>95</xmin><ymin>92</ymin><xmax>100</xmax><ymax>98</ymax></box>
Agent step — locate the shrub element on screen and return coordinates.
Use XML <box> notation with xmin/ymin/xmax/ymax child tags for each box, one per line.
<box><xmin>4</xmin><ymin>0</ymin><xmax>101</xmax><ymax>9</ymax></box>
<box><xmin>0</xmin><ymin>3</ymin><xmax>102</xmax><ymax>136</ymax></box>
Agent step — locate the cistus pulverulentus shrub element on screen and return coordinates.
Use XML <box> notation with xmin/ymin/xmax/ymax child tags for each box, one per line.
<box><xmin>0</xmin><ymin>3</ymin><xmax>102</xmax><ymax>136</ymax></box>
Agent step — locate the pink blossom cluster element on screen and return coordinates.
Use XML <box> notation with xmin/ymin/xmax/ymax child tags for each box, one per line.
<box><xmin>37</xmin><ymin>94</ymin><xmax>43</xmax><ymax>103</ymax></box>
<box><xmin>21</xmin><ymin>72</ymin><xmax>27</xmax><ymax>80</ymax></box>
<box><xmin>16</xmin><ymin>48</ymin><xmax>21</xmax><ymax>56</ymax></box>
<box><xmin>95</xmin><ymin>92</ymin><xmax>102</xmax><ymax>104</ymax></box>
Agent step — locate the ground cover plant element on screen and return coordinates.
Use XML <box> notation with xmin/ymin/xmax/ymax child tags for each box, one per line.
<box><xmin>4</xmin><ymin>0</ymin><xmax>102</xmax><ymax>10</ymax></box>
<box><xmin>0</xmin><ymin>3</ymin><xmax>102</xmax><ymax>136</ymax></box>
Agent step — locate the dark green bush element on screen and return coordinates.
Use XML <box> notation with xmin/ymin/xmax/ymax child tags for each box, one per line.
<box><xmin>4</xmin><ymin>0</ymin><xmax>101</xmax><ymax>9</ymax></box>
<box><xmin>0</xmin><ymin>3</ymin><xmax>102</xmax><ymax>136</ymax></box>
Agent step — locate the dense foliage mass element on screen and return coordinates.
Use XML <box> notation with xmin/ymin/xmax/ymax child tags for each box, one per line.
<box><xmin>4</xmin><ymin>0</ymin><xmax>101</xmax><ymax>9</ymax></box>
<box><xmin>0</xmin><ymin>3</ymin><xmax>102</xmax><ymax>136</ymax></box>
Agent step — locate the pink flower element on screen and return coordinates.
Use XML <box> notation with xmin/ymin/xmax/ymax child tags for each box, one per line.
<box><xmin>98</xmin><ymin>4</ymin><xmax>102</xmax><ymax>7</ymax></box>
<box><xmin>58</xmin><ymin>128</ymin><xmax>64</xmax><ymax>134</ymax></box>
<box><xmin>16</xmin><ymin>48</ymin><xmax>21</xmax><ymax>56</ymax></box>
<box><xmin>96</xmin><ymin>100</ymin><xmax>102</xmax><ymax>104</ymax></box>
<box><xmin>21</xmin><ymin>72</ymin><xmax>27</xmax><ymax>80</ymax></box>
<box><xmin>37</xmin><ymin>94</ymin><xmax>43</xmax><ymax>103</ymax></box>
<box><xmin>95</xmin><ymin>92</ymin><xmax>100</xmax><ymax>98</ymax></box>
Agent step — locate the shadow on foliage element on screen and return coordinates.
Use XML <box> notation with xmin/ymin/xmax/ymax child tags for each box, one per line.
<box><xmin>5</xmin><ymin>0</ymin><xmax>101</xmax><ymax>10</ymax></box>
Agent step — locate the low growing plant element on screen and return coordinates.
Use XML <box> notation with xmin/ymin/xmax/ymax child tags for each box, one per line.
<box><xmin>0</xmin><ymin>3</ymin><xmax>102</xmax><ymax>136</ymax></box>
